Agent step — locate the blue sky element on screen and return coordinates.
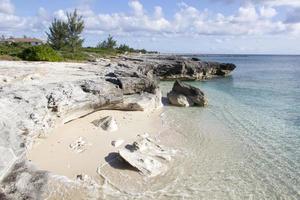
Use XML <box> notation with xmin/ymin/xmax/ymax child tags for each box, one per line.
<box><xmin>1</xmin><ymin>0</ymin><xmax>300</xmax><ymax>54</ymax></box>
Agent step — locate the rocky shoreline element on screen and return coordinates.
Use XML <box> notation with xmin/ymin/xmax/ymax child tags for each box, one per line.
<box><xmin>0</xmin><ymin>54</ymin><xmax>235</xmax><ymax>199</ymax></box>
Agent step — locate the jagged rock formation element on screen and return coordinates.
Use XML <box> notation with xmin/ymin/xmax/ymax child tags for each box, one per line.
<box><xmin>120</xmin><ymin>54</ymin><xmax>236</xmax><ymax>80</ymax></box>
<box><xmin>167</xmin><ymin>80</ymin><xmax>208</xmax><ymax>107</ymax></box>
<box><xmin>0</xmin><ymin>54</ymin><xmax>235</xmax><ymax>199</ymax></box>
<box><xmin>118</xmin><ymin>134</ymin><xmax>175</xmax><ymax>177</ymax></box>
<box><xmin>0</xmin><ymin>59</ymin><xmax>162</xmax><ymax>199</ymax></box>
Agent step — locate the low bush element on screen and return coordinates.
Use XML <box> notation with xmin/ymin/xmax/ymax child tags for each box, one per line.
<box><xmin>60</xmin><ymin>51</ymin><xmax>89</xmax><ymax>61</ymax></box>
<box><xmin>0</xmin><ymin>43</ymin><xmax>31</xmax><ymax>57</ymax></box>
<box><xmin>21</xmin><ymin>45</ymin><xmax>63</xmax><ymax>62</ymax></box>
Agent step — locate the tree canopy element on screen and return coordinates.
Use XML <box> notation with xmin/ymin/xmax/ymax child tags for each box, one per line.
<box><xmin>97</xmin><ymin>35</ymin><xmax>117</xmax><ymax>49</ymax></box>
<box><xmin>46</xmin><ymin>10</ymin><xmax>84</xmax><ymax>52</ymax></box>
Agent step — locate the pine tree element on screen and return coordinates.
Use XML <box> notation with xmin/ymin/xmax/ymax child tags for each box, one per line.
<box><xmin>66</xmin><ymin>10</ymin><xmax>84</xmax><ymax>52</ymax></box>
<box><xmin>46</xmin><ymin>19</ymin><xmax>68</xmax><ymax>50</ymax></box>
<box><xmin>97</xmin><ymin>35</ymin><xmax>117</xmax><ymax>49</ymax></box>
<box><xmin>46</xmin><ymin>10</ymin><xmax>84</xmax><ymax>52</ymax></box>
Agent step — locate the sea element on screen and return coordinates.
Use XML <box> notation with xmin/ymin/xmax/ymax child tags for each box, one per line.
<box><xmin>156</xmin><ymin>54</ymin><xmax>300</xmax><ymax>200</ymax></box>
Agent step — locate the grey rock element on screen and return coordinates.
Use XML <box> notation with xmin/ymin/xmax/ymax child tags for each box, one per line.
<box><xmin>0</xmin><ymin>161</ymin><xmax>48</xmax><ymax>200</ymax></box>
<box><xmin>167</xmin><ymin>92</ymin><xmax>192</xmax><ymax>107</ymax></box>
<box><xmin>111</xmin><ymin>140</ymin><xmax>124</xmax><ymax>147</ymax></box>
<box><xmin>121</xmin><ymin>54</ymin><xmax>236</xmax><ymax>80</ymax></box>
<box><xmin>167</xmin><ymin>80</ymin><xmax>208</xmax><ymax>107</ymax></box>
<box><xmin>92</xmin><ymin>116</ymin><xmax>118</xmax><ymax>132</ymax></box>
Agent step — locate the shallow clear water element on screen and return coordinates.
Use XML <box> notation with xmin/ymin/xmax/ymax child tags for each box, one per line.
<box><xmin>63</xmin><ymin>55</ymin><xmax>300</xmax><ymax>200</ymax></box>
<box><xmin>157</xmin><ymin>55</ymin><xmax>300</xmax><ymax>199</ymax></box>
<box><xmin>95</xmin><ymin>55</ymin><xmax>300</xmax><ymax>199</ymax></box>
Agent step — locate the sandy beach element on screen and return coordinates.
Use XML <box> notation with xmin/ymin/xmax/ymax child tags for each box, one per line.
<box><xmin>27</xmin><ymin>109</ymin><xmax>164</xmax><ymax>180</ymax></box>
<box><xmin>0</xmin><ymin>55</ymin><xmax>236</xmax><ymax>199</ymax></box>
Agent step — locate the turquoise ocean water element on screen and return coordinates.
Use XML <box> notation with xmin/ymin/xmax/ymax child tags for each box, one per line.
<box><xmin>96</xmin><ymin>55</ymin><xmax>300</xmax><ymax>200</ymax></box>
<box><xmin>157</xmin><ymin>55</ymin><xmax>300</xmax><ymax>199</ymax></box>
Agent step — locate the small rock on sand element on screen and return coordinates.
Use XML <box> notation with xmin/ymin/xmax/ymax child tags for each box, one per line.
<box><xmin>69</xmin><ymin>137</ymin><xmax>88</xmax><ymax>153</ymax></box>
<box><xmin>111</xmin><ymin>140</ymin><xmax>124</xmax><ymax>147</ymax></box>
<box><xmin>91</xmin><ymin>116</ymin><xmax>118</xmax><ymax>132</ymax></box>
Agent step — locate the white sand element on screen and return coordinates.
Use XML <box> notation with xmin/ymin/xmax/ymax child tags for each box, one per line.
<box><xmin>27</xmin><ymin>109</ymin><xmax>163</xmax><ymax>180</ymax></box>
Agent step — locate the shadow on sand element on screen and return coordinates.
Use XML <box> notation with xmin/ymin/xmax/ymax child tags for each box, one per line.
<box><xmin>104</xmin><ymin>152</ymin><xmax>139</xmax><ymax>172</ymax></box>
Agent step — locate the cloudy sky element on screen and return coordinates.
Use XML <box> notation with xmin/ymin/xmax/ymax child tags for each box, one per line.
<box><xmin>0</xmin><ymin>0</ymin><xmax>300</xmax><ymax>54</ymax></box>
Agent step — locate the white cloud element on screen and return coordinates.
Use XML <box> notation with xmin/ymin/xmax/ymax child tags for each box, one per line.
<box><xmin>0</xmin><ymin>0</ymin><xmax>299</xmax><ymax>46</ymax></box>
<box><xmin>154</xmin><ymin>6</ymin><xmax>163</xmax><ymax>19</ymax></box>
<box><xmin>210</xmin><ymin>0</ymin><xmax>300</xmax><ymax>8</ymax></box>
<box><xmin>38</xmin><ymin>7</ymin><xmax>49</xmax><ymax>19</ymax></box>
<box><xmin>259</xmin><ymin>6</ymin><xmax>277</xmax><ymax>18</ymax></box>
<box><xmin>235</xmin><ymin>4</ymin><xmax>258</xmax><ymax>22</ymax></box>
<box><xmin>0</xmin><ymin>13</ymin><xmax>26</xmax><ymax>30</ymax></box>
<box><xmin>264</xmin><ymin>0</ymin><xmax>300</xmax><ymax>8</ymax></box>
<box><xmin>0</xmin><ymin>0</ymin><xmax>14</xmax><ymax>14</ymax></box>
<box><xmin>53</xmin><ymin>9</ymin><xmax>68</xmax><ymax>21</ymax></box>
<box><xmin>129</xmin><ymin>0</ymin><xmax>144</xmax><ymax>16</ymax></box>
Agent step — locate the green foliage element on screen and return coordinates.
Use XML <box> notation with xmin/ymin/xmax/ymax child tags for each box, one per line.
<box><xmin>46</xmin><ymin>19</ymin><xmax>68</xmax><ymax>50</ymax></box>
<box><xmin>21</xmin><ymin>45</ymin><xmax>63</xmax><ymax>62</ymax></box>
<box><xmin>117</xmin><ymin>44</ymin><xmax>134</xmax><ymax>52</ymax></box>
<box><xmin>0</xmin><ymin>43</ymin><xmax>31</xmax><ymax>57</ymax></box>
<box><xmin>96</xmin><ymin>35</ymin><xmax>151</xmax><ymax>54</ymax></box>
<box><xmin>84</xmin><ymin>47</ymin><xmax>118</xmax><ymax>56</ymax></box>
<box><xmin>66</xmin><ymin>10</ymin><xmax>84</xmax><ymax>52</ymax></box>
<box><xmin>46</xmin><ymin>10</ymin><xmax>84</xmax><ymax>52</ymax></box>
<box><xmin>60</xmin><ymin>51</ymin><xmax>89</xmax><ymax>61</ymax></box>
<box><xmin>97</xmin><ymin>35</ymin><xmax>117</xmax><ymax>49</ymax></box>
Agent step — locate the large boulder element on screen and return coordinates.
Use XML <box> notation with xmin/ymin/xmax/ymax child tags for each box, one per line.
<box><xmin>167</xmin><ymin>80</ymin><xmax>208</xmax><ymax>107</ymax></box>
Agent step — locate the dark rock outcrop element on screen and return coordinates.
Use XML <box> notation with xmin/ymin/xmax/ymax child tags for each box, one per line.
<box><xmin>121</xmin><ymin>55</ymin><xmax>236</xmax><ymax>81</ymax></box>
<box><xmin>167</xmin><ymin>80</ymin><xmax>208</xmax><ymax>107</ymax></box>
<box><xmin>153</xmin><ymin>56</ymin><xmax>236</xmax><ymax>80</ymax></box>
<box><xmin>105</xmin><ymin>70</ymin><xmax>158</xmax><ymax>95</ymax></box>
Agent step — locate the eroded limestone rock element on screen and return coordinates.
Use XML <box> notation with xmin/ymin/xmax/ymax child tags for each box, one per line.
<box><xmin>0</xmin><ymin>161</ymin><xmax>48</xmax><ymax>200</ymax></box>
<box><xmin>167</xmin><ymin>80</ymin><xmax>208</xmax><ymax>107</ymax></box>
<box><xmin>118</xmin><ymin>134</ymin><xmax>175</xmax><ymax>177</ymax></box>
<box><xmin>0</xmin><ymin>54</ymin><xmax>235</xmax><ymax>198</ymax></box>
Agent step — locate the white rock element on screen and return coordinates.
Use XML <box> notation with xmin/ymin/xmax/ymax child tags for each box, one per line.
<box><xmin>118</xmin><ymin>135</ymin><xmax>175</xmax><ymax>177</ymax></box>
<box><xmin>167</xmin><ymin>92</ymin><xmax>191</xmax><ymax>107</ymax></box>
<box><xmin>69</xmin><ymin>137</ymin><xmax>87</xmax><ymax>153</ymax></box>
<box><xmin>119</xmin><ymin>149</ymin><xmax>167</xmax><ymax>177</ymax></box>
<box><xmin>111</xmin><ymin>140</ymin><xmax>124</xmax><ymax>147</ymax></box>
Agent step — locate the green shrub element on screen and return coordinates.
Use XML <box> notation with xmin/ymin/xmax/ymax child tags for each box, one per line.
<box><xmin>21</xmin><ymin>45</ymin><xmax>63</xmax><ymax>62</ymax></box>
<box><xmin>60</xmin><ymin>50</ymin><xmax>89</xmax><ymax>61</ymax></box>
<box><xmin>0</xmin><ymin>43</ymin><xmax>31</xmax><ymax>57</ymax></box>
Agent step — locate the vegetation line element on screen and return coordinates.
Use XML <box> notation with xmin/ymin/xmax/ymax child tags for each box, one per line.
<box><xmin>0</xmin><ymin>10</ymin><xmax>157</xmax><ymax>62</ymax></box>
